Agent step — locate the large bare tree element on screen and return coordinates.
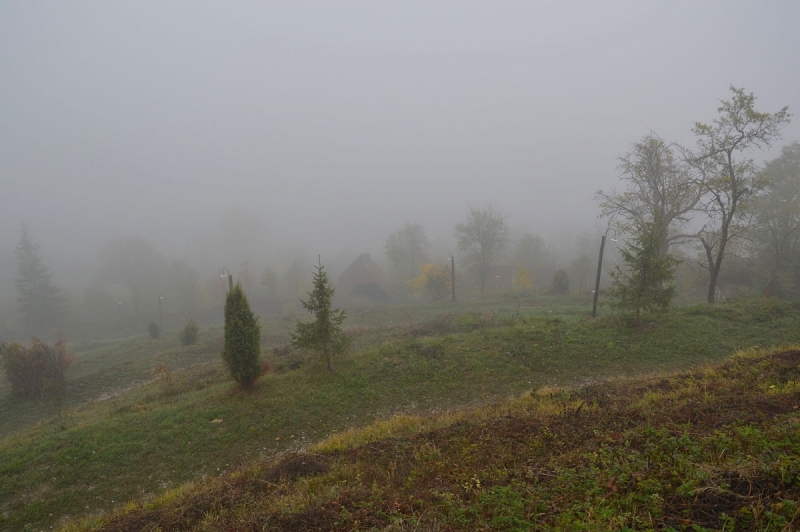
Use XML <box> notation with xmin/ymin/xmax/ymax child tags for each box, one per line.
<box><xmin>597</xmin><ymin>133</ymin><xmax>701</xmax><ymax>258</ymax></box>
<box><xmin>455</xmin><ymin>206</ymin><xmax>509</xmax><ymax>294</ymax></box>
<box><xmin>683</xmin><ymin>86</ymin><xmax>790</xmax><ymax>303</ymax></box>
<box><xmin>384</xmin><ymin>222</ymin><xmax>431</xmax><ymax>280</ymax></box>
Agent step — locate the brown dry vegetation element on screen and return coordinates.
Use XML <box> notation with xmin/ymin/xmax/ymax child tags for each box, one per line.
<box><xmin>72</xmin><ymin>348</ymin><xmax>800</xmax><ymax>532</ymax></box>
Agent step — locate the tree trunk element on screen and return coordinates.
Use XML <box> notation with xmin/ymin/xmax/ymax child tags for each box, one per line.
<box><xmin>706</xmin><ymin>240</ymin><xmax>726</xmax><ymax>304</ymax></box>
<box><xmin>323</xmin><ymin>343</ymin><xmax>331</xmax><ymax>371</ymax></box>
<box><xmin>706</xmin><ymin>268</ymin><xmax>719</xmax><ymax>304</ymax></box>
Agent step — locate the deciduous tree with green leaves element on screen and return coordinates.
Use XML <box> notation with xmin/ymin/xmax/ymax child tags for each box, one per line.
<box><xmin>749</xmin><ymin>142</ymin><xmax>800</xmax><ymax>298</ymax></box>
<box><xmin>291</xmin><ymin>259</ymin><xmax>350</xmax><ymax>371</ymax></box>
<box><xmin>683</xmin><ymin>86</ymin><xmax>791</xmax><ymax>303</ymax></box>
<box><xmin>222</xmin><ymin>282</ymin><xmax>261</xmax><ymax>388</ymax></box>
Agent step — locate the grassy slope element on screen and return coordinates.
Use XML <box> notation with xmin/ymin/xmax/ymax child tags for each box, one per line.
<box><xmin>0</xmin><ymin>295</ymin><xmax>578</xmax><ymax>438</ymax></box>
<box><xmin>0</xmin><ymin>330</ymin><xmax>223</xmax><ymax>438</ymax></box>
<box><xmin>77</xmin><ymin>346</ymin><xmax>800</xmax><ymax>531</ymax></box>
<box><xmin>1</xmin><ymin>298</ymin><xmax>799</xmax><ymax>530</ymax></box>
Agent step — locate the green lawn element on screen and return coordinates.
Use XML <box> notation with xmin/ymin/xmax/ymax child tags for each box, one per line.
<box><xmin>1</xmin><ymin>297</ymin><xmax>799</xmax><ymax>531</ymax></box>
<box><xmin>78</xmin><ymin>345</ymin><xmax>800</xmax><ymax>531</ymax></box>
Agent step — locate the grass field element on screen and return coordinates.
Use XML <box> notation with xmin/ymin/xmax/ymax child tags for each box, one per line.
<box><xmin>0</xmin><ymin>295</ymin><xmax>590</xmax><ymax>439</ymax></box>
<box><xmin>1</xmin><ymin>296</ymin><xmax>799</xmax><ymax>530</ymax></box>
<box><xmin>73</xmin><ymin>346</ymin><xmax>800</xmax><ymax>531</ymax></box>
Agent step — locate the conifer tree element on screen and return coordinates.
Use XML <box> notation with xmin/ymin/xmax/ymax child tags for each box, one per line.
<box><xmin>608</xmin><ymin>225</ymin><xmax>678</xmax><ymax>325</ymax></box>
<box><xmin>222</xmin><ymin>282</ymin><xmax>261</xmax><ymax>387</ymax></box>
<box><xmin>14</xmin><ymin>225</ymin><xmax>66</xmax><ymax>330</ymax></box>
<box><xmin>291</xmin><ymin>258</ymin><xmax>350</xmax><ymax>370</ymax></box>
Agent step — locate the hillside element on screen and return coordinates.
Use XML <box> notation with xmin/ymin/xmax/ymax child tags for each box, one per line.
<box><xmin>1</xmin><ymin>298</ymin><xmax>800</xmax><ymax>530</ymax></box>
<box><xmin>70</xmin><ymin>347</ymin><xmax>800</xmax><ymax>531</ymax></box>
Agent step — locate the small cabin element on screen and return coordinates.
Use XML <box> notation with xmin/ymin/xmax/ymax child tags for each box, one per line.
<box><xmin>338</xmin><ymin>253</ymin><xmax>394</xmax><ymax>301</ymax></box>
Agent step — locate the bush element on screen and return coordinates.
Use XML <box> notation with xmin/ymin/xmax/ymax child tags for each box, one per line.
<box><xmin>405</xmin><ymin>263</ymin><xmax>453</xmax><ymax>300</ymax></box>
<box><xmin>222</xmin><ymin>282</ymin><xmax>261</xmax><ymax>387</ymax></box>
<box><xmin>0</xmin><ymin>337</ymin><xmax>75</xmax><ymax>398</ymax></box>
<box><xmin>179</xmin><ymin>319</ymin><xmax>200</xmax><ymax>346</ymax></box>
<box><xmin>148</xmin><ymin>321</ymin><xmax>160</xmax><ymax>339</ymax></box>
<box><xmin>550</xmin><ymin>269</ymin><xmax>570</xmax><ymax>295</ymax></box>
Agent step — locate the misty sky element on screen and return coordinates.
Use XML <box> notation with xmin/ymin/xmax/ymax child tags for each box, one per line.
<box><xmin>2</xmin><ymin>1</ymin><xmax>799</xmax><ymax>291</ymax></box>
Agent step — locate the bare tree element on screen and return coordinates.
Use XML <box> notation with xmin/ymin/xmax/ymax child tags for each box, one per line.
<box><xmin>682</xmin><ymin>86</ymin><xmax>790</xmax><ymax>303</ymax></box>
<box><xmin>455</xmin><ymin>205</ymin><xmax>509</xmax><ymax>294</ymax></box>
<box><xmin>384</xmin><ymin>222</ymin><xmax>431</xmax><ymax>279</ymax></box>
<box><xmin>597</xmin><ymin>133</ymin><xmax>701</xmax><ymax>257</ymax></box>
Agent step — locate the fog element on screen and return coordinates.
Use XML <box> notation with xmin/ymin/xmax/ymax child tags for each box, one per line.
<box><xmin>2</xmin><ymin>2</ymin><xmax>799</xmax><ymax>330</ymax></box>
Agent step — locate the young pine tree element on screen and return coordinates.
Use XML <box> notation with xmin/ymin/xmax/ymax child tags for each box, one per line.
<box><xmin>608</xmin><ymin>226</ymin><xmax>678</xmax><ymax>325</ymax></box>
<box><xmin>222</xmin><ymin>282</ymin><xmax>261</xmax><ymax>387</ymax></box>
<box><xmin>179</xmin><ymin>318</ymin><xmax>200</xmax><ymax>346</ymax></box>
<box><xmin>291</xmin><ymin>259</ymin><xmax>351</xmax><ymax>370</ymax></box>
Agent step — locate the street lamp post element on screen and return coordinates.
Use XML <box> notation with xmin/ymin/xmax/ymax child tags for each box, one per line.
<box><xmin>220</xmin><ymin>267</ymin><xmax>233</xmax><ymax>291</ymax></box>
<box><xmin>591</xmin><ymin>228</ymin><xmax>617</xmax><ymax>318</ymax></box>
<box><xmin>450</xmin><ymin>256</ymin><xmax>456</xmax><ymax>303</ymax></box>
<box><xmin>158</xmin><ymin>294</ymin><xmax>163</xmax><ymax>330</ymax></box>
<box><xmin>118</xmin><ymin>301</ymin><xmax>123</xmax><ymax>332</ymax></box>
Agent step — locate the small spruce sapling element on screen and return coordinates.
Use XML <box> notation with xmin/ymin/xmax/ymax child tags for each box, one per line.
<box><xmin>291</xmin><ymin>258</ymin><xmax>351</xmax><ymax>370</ymax></box>
<box><xmin>179</xmin><ymin>318</ymin><xmax>200</xmax><ymax>346</ymax></box>
<box><xmin>222</xmin><ymin>282</ymin><xmax>261</xmax><ymax>387</ymax></box>
<box><xmin>608</xmin><ymin>225</ymin><xmax>678</xmax><ymax>325</ymax></box>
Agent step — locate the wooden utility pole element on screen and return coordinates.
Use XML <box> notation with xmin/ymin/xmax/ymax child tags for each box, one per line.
<box><xmin>450</xmin><ymin>256</ymin><xmax>456</xmax><ymax>303</ymax></box>
<box><xmin>591</xmin><ymin>236</ymin><xmax>606</xmax><ymax>318</ymax></box>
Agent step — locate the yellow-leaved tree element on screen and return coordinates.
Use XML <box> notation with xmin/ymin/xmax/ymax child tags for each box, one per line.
<box><xmin>406</xmin><ymin>263</ymin><xmax>452</xmax><ymax>300</ymax></box>
<box><xmin>512</xmin><ymin>263</ymin><xmax>536</xmax><ymax>293</ymax></box>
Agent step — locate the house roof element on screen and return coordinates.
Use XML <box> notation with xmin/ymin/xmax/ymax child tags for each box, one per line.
<box><xmin>337</xmin><ymin>253</ymin><xmax>394</xmax><ymax>301</ymax></box>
